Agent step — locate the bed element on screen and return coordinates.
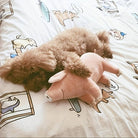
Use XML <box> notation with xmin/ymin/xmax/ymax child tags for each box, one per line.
<box><xmin>0</xmin><ymin>0</ymin><xmax>138</xmax><ymax>137</ymax></box>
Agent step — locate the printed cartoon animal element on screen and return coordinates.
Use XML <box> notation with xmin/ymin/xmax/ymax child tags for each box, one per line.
<box><xmin>12</xmin><ymin>35</ymin><xmax>37</xmax><ymax>56</ymax></box>
<box><xmin>127</xmin><ymin>61</ymin><xmax>138</xmax><ymax>74</ymax></box>
<box><xmin>97</xmin><ymin>0</ymin><xmax>119</xmax><ymax>13</ymax></box>
<box><xmin>53</xmin><ymin>10</ymin><xmax>78</xmax><ymax>26</ymax></box>
<box><xmin>94</xmin><ymin>89</ymin><xmax>115</xmax><ymax>113</ymax></box>
<box><xmin>0</xmin><ymin>9</ymin><xmax>5</xmax><ymax>20</ymax></box>
<box><xmin>109</xmin><ymin>29</ymin><xmax>126</xmax><ymax>40</ymax></box>
<box><xmin>45</xmin><ymin>53</ymin><xmax>120</xmax><ymax>112</ymax></box>
<box><xmin>0</xmin><ymin>97</ymin><xmax>20</xmax><ymax>115</ymax></box>
<box><xmin>0</xmin><ymin>0</ymin><xmax>14</xmax><ymax>23</ymax></box>
<box><xmin>0</xmin><ymin>28</ymin><xmax>113</xmax><ymax>92</ymax></box>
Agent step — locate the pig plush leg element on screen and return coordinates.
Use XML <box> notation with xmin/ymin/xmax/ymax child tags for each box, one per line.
<box><xmin>102</xmin><ymin>60</ymin><xmax>120</xmax><ymax>76</ymax></box>
<box><xmin>79</xmin><ymin>94</ymin><xmax>101</xmax><ymax>113</ymax></box>
<box><xmin>87</xmin><ymin>78</ymin><xmax>102</xmax><ymax>102</ymax></box>
<box><xmin>79</xmin><ymin>94</ymin><xmax>95</xmax><ymax>105</ymax></box>
<box><xmin>98</xmin><ymin>74</ymin><xmax>110</xmax><ymax>86</ymax></box>
<box><xmin>79</xmin><ymin>78</ymin><xmax>102</xmax><ymax>112</ymax></box>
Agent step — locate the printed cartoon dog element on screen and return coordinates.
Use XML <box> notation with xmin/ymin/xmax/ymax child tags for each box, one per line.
<box><xmin>12</xmin><ymin>35</ymin><xmax>37</xmax><ymax>56</ymax></box>
<box><xmin>53</xmin><ymin>10</ymin><xmax>78</xmax><ymax>26</ymax></box>
<box><xmin>0</xmin><ymin>27</ymin><xmax>113</xmax><ymax>92</ymax></box>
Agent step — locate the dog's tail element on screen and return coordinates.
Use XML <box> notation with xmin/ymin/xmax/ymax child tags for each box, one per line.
<box><xmin>97</xmin><ymin>31</ymin><xmax>113</xmax><ymax>58</ymax></box>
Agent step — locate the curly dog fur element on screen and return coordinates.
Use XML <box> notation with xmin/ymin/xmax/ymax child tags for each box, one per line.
<box><xmin>0</xmin><ymin>28</ymin><xmax>112</xmax><ymax>92</ymax></box>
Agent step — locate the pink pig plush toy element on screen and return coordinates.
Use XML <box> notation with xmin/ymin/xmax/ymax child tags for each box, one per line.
<box><xmin>45</xmin><ymin>53</ymin><xmax>120</xmax><ymax>111</ymax></box>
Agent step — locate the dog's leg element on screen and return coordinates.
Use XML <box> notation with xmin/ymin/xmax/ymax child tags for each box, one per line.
<box><xmin>57</xmin><ymin>51</ymin><xmax>91</xmax><ymax>77</ymax></box>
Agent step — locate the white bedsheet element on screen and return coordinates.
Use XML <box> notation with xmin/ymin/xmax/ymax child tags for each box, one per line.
<box><xmin>0</xmin><ymin>0</ymin><xmax>138</xmax><ymax>137</ymax></box>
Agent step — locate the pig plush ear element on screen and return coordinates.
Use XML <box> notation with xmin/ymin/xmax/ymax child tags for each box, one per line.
<box><xmin>48</xmin><ymin>70</ymin><xmax>67</xmax><ymax>83</ymax></box>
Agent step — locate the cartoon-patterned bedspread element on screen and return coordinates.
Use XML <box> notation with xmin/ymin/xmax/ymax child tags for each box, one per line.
<box><xmin>0</xmin><ymin>0</ymin><xmax>138</xmax><ymax>137</ymax></box>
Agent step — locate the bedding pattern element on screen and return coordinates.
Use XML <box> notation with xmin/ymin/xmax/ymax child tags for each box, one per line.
<box><xmin>0</xmin><ymin>0</ymin><xmax>13</xmax><ymax>24</ymax></box>
<box><xmin>0</xmin><ymin>90</ymin><xmax>34</xmax><ymax>129</ymax></box>
<box><xmin>0</xmin><ymin>0</ymin><xmax>138</xmax><ymax>137</ymax></box>
<box><xmin>11</xmin><ymin>35</ymin><xmax>37</xmax><ymax>58</ymax></box>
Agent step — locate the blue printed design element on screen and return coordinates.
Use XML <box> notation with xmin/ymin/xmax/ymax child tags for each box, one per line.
<box><xmin>68</xmin><ymin>98</ymin><xmax>81</xmax><ymax>113</ymax></box>
<box><xmin>132</xmin><ymin>13</ymin><xmax>138</xmax><ymax>23</ymax></box>
<box><xmin>38</xmin><ymin>0</ymin><xmax>50</xmax><ymax>22</ymax></box>
<box><xmin>109</xmin><ymin>29</ymin><xmax>126</xmax><ymax>40</ymax></box>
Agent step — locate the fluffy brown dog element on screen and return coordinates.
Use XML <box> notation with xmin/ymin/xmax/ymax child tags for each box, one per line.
<box><xmin>0</xmin><ymin>28</ymin><xmax>112</xmax><ymax>92</ymax></box>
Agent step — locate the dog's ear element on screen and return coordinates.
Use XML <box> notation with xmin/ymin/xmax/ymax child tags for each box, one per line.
<box><xmin>97</xmin><ymin>31</ymin><xmax>109</xmax><ymax>44</ymax></box>
<box><xmin>48</xmin><ymin>70</ymin><xmax>67</xmax><ymax>83</ymax></box>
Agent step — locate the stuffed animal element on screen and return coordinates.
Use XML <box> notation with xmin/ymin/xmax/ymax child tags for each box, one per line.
<box><xmin>0</xmin><ymin>28</ymin><xmax>113</xmax><ymax>92</ymax></box>
<box><xmin>45</xmin><ymin>53</ymin><xmax>120</xmax><ymax>112</ymax></box>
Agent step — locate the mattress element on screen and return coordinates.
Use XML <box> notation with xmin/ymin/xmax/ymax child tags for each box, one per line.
<box><xmin>0</xmin><ymin>0</ymin><xmax>138</xmax><ymax>137</ymax></box>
